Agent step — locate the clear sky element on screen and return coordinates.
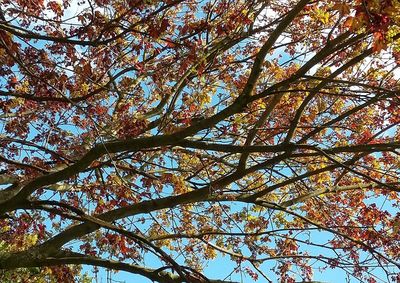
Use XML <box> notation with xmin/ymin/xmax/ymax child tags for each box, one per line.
<box><xmin>24</xmin><ymin>1</ymin><xmax>398</xmax><ymax>282</ymax></box>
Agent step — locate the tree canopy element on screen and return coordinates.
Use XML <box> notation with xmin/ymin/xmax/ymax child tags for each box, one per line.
<box><xmin>1</xmin><ymin>0</ymin><xmax>400</xmax><ymax>282</ymax></box>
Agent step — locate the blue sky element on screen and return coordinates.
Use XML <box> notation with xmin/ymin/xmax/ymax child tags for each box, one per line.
<box><xmin>2</xmin><ymin>1</ymin><xmax>399</xmax><ymax>282</ymax></box>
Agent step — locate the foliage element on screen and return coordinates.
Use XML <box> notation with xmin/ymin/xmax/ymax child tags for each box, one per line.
<box><xmin>1</xmin><ymin>0</ymin><xmax>400</xmax><ymax>282</ymax></box>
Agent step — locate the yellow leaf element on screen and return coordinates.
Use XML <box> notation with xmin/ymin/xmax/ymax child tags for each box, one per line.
<box><xmin>393</xmin><ymin>219</ymin><xmax>400</xmax><ymax>234</ymax></box>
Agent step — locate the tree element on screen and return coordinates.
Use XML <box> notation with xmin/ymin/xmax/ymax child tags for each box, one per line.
<box><xmin>0</xmin><ymin>0</ymin><xmax>400</xmax><ymax>282</ymax></box>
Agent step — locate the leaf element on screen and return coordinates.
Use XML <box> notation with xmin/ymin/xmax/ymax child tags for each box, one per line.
<box><xmin>393</xmin><ymin>219</ymin><xmax>400</xmax><ymax>234</ymax></box>
<box><xmin>333</xmin><ymin>3</ymin><xmax>351</xmax><ymax>15</ymax></box>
